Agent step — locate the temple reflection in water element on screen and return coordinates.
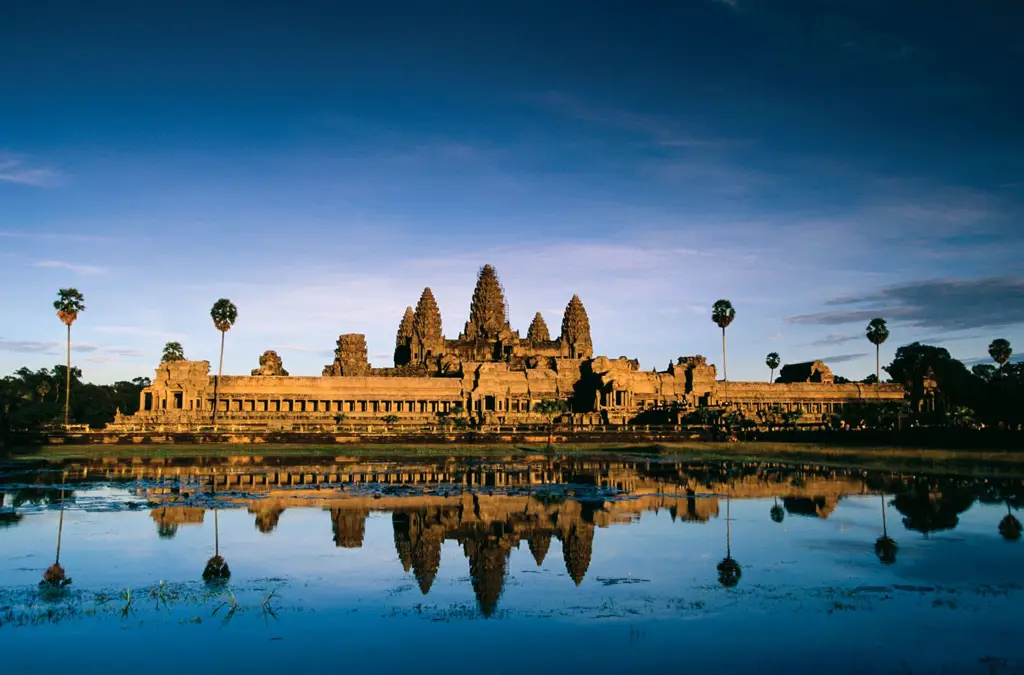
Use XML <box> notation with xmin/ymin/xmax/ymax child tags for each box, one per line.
<box><xmin>2</xmin><ymin>456</ymin><xmax>1022</xmax><ymax>617</ymax></box>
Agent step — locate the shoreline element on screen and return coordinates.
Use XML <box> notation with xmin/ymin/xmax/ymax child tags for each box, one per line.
<box><xmin>5</xmin><ymin>439</ymin><xmax>1024</xmax><ymax>477</ymax></box>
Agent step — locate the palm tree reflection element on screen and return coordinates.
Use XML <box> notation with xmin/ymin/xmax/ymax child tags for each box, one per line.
<box><xmin>202</xmin><ymin>478</ymin><xmax>230</xmax><ymax>583</ymax></box>
<box><xmin>41</xmin><ymin>473</ymin><xmax>71</xmax><ymax>588</ymax></box>
<box><xmin>875</xmin><ymin>493</ymin><xmax>898</xmax><ymax>565</ymax></box>
<box><xmin>999</xmin><ymin>501</ymin><xmax>1021</xmax><ymax>542</ymax></box>
<box><xmin>770</xmin><ymin>496</ymin><xmax>784</xmax><ymax>524</ymax></box>
<box><xmin>717</xmin><ymin>493</ymin><xmax>741</xmax><ymax>587</ymax></box>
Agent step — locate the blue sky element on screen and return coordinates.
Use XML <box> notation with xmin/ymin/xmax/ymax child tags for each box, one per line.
<box><xmin>2</xmin><ymin>0</ymin><xmax>1022</xmax><ymax>384</ymax></box>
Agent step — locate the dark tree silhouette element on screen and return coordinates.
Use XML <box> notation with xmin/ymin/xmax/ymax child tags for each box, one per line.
<box><xmin>766</xmin><ymin>352</ymin><xmax>780</xmax><ymax>384</ymax></box>
<box><xmin>989</xmin><ymin>339</ymin><xmax>1012</xmax><ymax>369</ymax></box>
<box><xmin>866</xmin><ymin>318</ymin><xmax>889</xmax><ymax>389</ymax></box>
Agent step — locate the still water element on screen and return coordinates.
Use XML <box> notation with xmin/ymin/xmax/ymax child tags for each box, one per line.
<box><xmin>1</xmin><ymin>455</ymin><xmax>1022</xmax><ymax>674</ymax></box>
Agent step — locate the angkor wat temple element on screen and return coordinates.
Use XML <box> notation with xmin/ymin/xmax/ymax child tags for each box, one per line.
<box><xmin>110</xmin><ymin>264</ymin><xmax>904</xmax><ymax>430</ymax></box>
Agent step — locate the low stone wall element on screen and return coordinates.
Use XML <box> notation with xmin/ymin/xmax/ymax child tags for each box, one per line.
<box><xmin>6</xmin><ymin>428</ymin><xmax>706</xmax><ymax>448</ymax></box>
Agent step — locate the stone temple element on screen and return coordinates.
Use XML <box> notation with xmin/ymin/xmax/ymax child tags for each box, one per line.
<box><xmin>111</xmin><ymin>264</ymin><xmax>904</xmax><ymax>430</ymax></box>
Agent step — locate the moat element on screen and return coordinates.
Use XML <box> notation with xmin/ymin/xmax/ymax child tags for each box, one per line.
<box><xmin>1</xmin><ymin>454</ymin><xmax>1022</xmax><ymax>674</ymax></box>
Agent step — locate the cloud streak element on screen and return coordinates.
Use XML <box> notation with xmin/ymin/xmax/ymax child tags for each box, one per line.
<box><xmin>0</xmin><ymin>154</ymin><xmax>61</xmax><ymax>187</ymax></box>
<box><xmin>818</xmin><ymin>352</ymin><xmax>869</xmax><ymax>364</ymax></box>
<box><xmin>0</xmin><ymin>339</ymin><xmax>145</xmax><ymax>358</ymax></box>
<box><xmin>786</xmin><ymin>277</ymin><xmax>1024</xmax><ymax>331</ymax></box>
<box><xmin>34</xmin><ymin>260</ymin><xmax>108</xmax><ymax>275</ymax></box>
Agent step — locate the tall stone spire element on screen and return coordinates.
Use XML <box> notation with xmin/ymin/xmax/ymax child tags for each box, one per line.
<box><xmin>526</xmin><ymin>312</ymin><xmax>551</xmax><ymax>342</ymax></box>
<box><xmin>560</xmin><ymin>294</ymin><xmax>593</xmax><ymax>359</ymax></box>
<box><xmin>412</xmin><ymin>288</ymin><xmax>444</xmax><ymax>362</ymax></box>
<box><xmin>394</xmin><ymin>306</ymin><xmax>415</xmax><ymax>366</ymax></box>
<box><xmin>466</xmin><ymin>264</ymin><xmax>508</xmax><ymax>340</ymax></box>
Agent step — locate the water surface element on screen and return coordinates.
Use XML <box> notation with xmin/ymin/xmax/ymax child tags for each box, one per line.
<box><xmin>1</xmin><ymin>456</ymin><xmax>1022</xmax><ymax>674</ymax></box>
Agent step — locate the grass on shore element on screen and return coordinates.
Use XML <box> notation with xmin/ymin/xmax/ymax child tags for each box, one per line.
<box><xmin>3</xmin><ymin>440</ymin><xmax>1024</xmax><ymax>476</ymax></box>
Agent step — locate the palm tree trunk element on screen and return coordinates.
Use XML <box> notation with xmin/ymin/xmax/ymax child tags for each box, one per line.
<box><xmin>721</xmin><ymin>327</ymin><xmax>728</xmax><ymax>382</ymax></box>
<box><xmin>64</xmin><ymin>323</ymin><xmax>71</xmax><ymax>428</ymax></box>
<box><xmin>726</xmin><ymin>495</ymin><xmax>731</xmax><ymax>558</ymax></box>
<box><xmin>212</xmin><ymin>331</ymin><xmax>225</xmax><ymax>426</ymax></box>
<box><xmin>875</xmin><ymin>344</ymin><xmax>880</xmax><ymax>391</ymax></box>
<box><xmin>769</xmin><ymin>368</ymin><xmax>774</xmax><ymax>384</ymax></box>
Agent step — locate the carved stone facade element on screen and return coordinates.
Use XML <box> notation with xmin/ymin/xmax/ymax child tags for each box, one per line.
<box><xmin>251</xmin><ymin>350</ymin><xmax>288</xmax><ymax>377</ymax></box>
<box><xmin>111</xmin><ymin>264</ymin><xmax>905</xmax><ymax>430</ymax></box>
<box><xmin>323</xmin><ymin>334</ymin><xmax>371</xmax><ymax>377</ymax></box>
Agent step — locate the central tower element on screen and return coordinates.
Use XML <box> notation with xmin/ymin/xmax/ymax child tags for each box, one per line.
<box><xmin>463</xmin><ymin>264</ymin><xmax>509</xmax><ymax>341</ymax></box>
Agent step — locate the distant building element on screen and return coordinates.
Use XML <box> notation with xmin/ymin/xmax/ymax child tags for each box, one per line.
<box><xmin>109</xmin><ymin>264</ymin><xmax>904</xmax><ymax>430</ymax></box>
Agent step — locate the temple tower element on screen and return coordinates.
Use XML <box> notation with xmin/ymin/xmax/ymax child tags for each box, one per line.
<box><xmin>322</xmin><ymin>334</ymin><xmax>371</xmax><ymax>376</ymax></box>
<box><xmin>526</xmin><ymin>312</ymin><xmax>551</xmax><ymax>342</ymax></box>
<box><xmin>394</xmin><ymin>306</ymin><xmax>415</xmax><ymax>366</ymax></box>
<box><xmin>412</xmin><ymin>287</ymin><xmax>445</xmax><ymax>364</ymax></box>
<box><xmin>560</xmin><ymin>294</ymin><xmax>593</xmax><ymax>359</ymax></box>
<box><xmin>465</xmin><ymin>264</ymin><xmax>508</xmax><ymax>340</ymax></box>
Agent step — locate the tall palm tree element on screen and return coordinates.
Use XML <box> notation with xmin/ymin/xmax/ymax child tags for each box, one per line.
<box><xmin>865</xmin><ymin>318</ymin><xmax>889</xmax><ymax>390</ymax></box>
<box><xmin>53</xmin><ymin>289</ymin><xmax>85</xmax><ymax>428</ymax></box>
<box><xmin>988</xmin><ymin>339</ymin><xmax>1012</xmax><ymax>370</ymax></box>
<box><xmin>875</xmin><ymin>493</ymin><xmax>898</xmax><ymax>564</ymax></box>
<box><xmin>712</xmin><ymin>300</ymin><xmax>736</xmax><ymax>381</ymax></box>
<box><xmin>161</xmin><ymin>341</ymin><xmax>185</xmax><ymax>363</ymax></box>
<box><xmin>766</xmin><ymin>352</ymin><xmax>780</xmax><ymax>384</ymax></box>
<box><xmin>209</xmin><ymin>299</ymin><xmax>238</xmax><ymax>426</ymax></box>
<box><xmin>717</xmin><ymin>493</ymin><xmax>741</xmax><ymax>587</ymax></box>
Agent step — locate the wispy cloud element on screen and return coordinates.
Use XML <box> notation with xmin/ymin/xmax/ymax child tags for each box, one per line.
<box><xmin>0</xmin><ymin>153</ymin><xmax>62</xmax><ymax>187</ymax></box>
<box><xmin>818</xmin><ymin>352</ymin><xmax>869</xmax><ymax>364</ymax></box>
<box><xmin>809</xmin><ymin>332</ymin><xmax>861</xmax><ymax>346</ymax></box>
<box><xmin>531</xmin><ymin>92</ymin><xmax>741</xmax><ymax>149</ymax></box>
<box><xmin>0</xmin><ymin>339</ymin><xmax>145</xmax><ymax>358</ymax></box>
<box><xmin>273</xmin><ymin>344</ymin><xmax>334</xmax><ymax>357</ymax></box>
<box><xmin>95</xmin><ymin>325</ymin><xmax>184</xmax><ymax>340</ymax></box>
<box><xmin>786</xmin><ymin>277</ymin><xmax>1024</xmax><ymax>331</ymax></box>
<box><xmin>33</xmin><ymin>260</ymin><xmax>108</xmax><ymax>275</ymax></box>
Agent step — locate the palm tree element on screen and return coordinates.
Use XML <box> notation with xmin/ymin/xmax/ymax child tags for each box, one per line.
<box><xmin>865</xmin><ymin>318</ymin><xmax>889</xmax><ymax>389</ymax></box>
<box><xmin>875</xmin><ymin>493</ymin><xmax>898</xmax><ymax>564</ymax></box>
<box><xmin>711</xmin><ymin>300</ymin><xmax>736</xmax><ymax>381</ymax></box>
<box><xmin>988</xmin><ymin>339</ymin><xmax>1013</xmax><ymax>370</ymax></box>
<box><xmin>53</xmin><ymin>289</ymin><xmax>85</xmax><ymax>428</ymax></box>
<box><xmin>770</xmin><ymin>496</ymin><xmax>785</xmax><ymax>523</ymax></box>
<box><xmin>717</xmin><ymin>494</ymin><xmax>741</xmax><ymax>587</ymax></box>
<box><xmin>765</xmin><ymin>352</ymin><xmax>780</xmax><ymax>384</ymax></box>
<box><xmin>161</xmin><ymin>341</ymin><xmax>185</xmax><ymax>363</ymax></box>
<box><xmin>999</xmin><ymin>501</ymin><xmax>1021</xmax><ymax>542</ymax></box>
<box><xmin>209</xmin><ymin>299</ymin><xmax>238</xmax><ymax>426</ymax></box>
